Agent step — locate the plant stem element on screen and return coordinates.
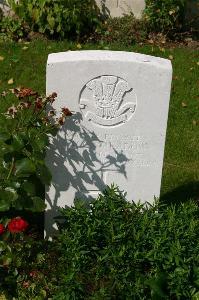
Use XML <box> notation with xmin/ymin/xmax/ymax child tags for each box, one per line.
<box><xmin>7</xmin><ymin>157</ymin><xmax>15</xmax><ymax>180</ymax></box>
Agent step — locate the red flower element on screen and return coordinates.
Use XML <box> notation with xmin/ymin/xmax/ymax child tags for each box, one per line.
<box><xmin>8</xmin><ymin>217</ymin><xmax>28</xmax><ymax>233</ymax></box>
<box><xmin>0</xmin><ymin>224</ymin><xmax>5</xmax><ymax>235</ymax></box>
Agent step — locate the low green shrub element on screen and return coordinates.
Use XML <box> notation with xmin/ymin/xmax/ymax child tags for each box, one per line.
<box><xmin>55</xmin><ymin>186</ymin><xmax>199</xmax><ymax>299</ymax></box>
<box><xmin>1</xmin><ymin>186</ymin><xmax>199</xmax><ymax>299</ymax></box>
<box><xmin>98</xmin><ymin>15</ymin><xmax>147</xmax><ymax>46</ymax></box>
<box><xmin>7</xmin><ymin>0</ymin><xmax>101</xmax><ymax>39</ymax></box>
<box><xmin>144</xmin><ymin>0</ymin><xmax>187</xmax><ymax>36</ymax></box>
<box><xmin>0</xmin><ymin>17</ymin><xmax>29</xmax><ymax>41</ymax></box>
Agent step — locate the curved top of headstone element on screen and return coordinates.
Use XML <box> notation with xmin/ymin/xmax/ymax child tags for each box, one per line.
<box><xmin>47</xmin><ymin>50</ymin><xmax>172</xmax><ymax>70</ymax></box>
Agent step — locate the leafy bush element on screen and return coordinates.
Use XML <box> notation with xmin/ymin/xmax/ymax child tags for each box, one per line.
<box><xmin>1</xmin><ymin>186</ymin><xmax>199</xmax><ymax>299</ymax></box>
<box><xmin>55</xmin><ymin>186</ymin><xmax>199</xmax><ymax>299</ymax></box>
<box><xmin>0</xmin><ymin>223</ymin><xmax>60</xmax><ymax>298</ymax></box>
<box><xmin>0</xmin><ymin>217</ymin><xmax>29</xmax><ymax>295</ymax></box>
<box><xmin>0</xmin><ymin>17</ymin><xmax>29</xmax><ymax>41</ymax></box>
<box><xmin>98</xmin><ymin>14</ymin><xmax>147</xmax><ymax>46</ymax></box>
<box><xmin>0</xmin><ymin>87</ymin><xmax>72</xmax><ymax>299</ymax></box>
<box><xmin>144</xmin><ymin>0</ymin><xmax>187</xmax><ymax>35</ymax></box>
<box><xmin>0</xmin><ymin>88</ymin><xmax>71</xmax><ymax>213</ymax></box>
<box><xmin>7</xmin><ymin>0</ymin><xmax>101</xmax><ymax>39</ymax></box>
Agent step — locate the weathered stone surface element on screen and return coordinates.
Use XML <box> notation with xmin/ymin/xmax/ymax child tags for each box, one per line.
<box><xmin>45</xmin><ymin>50</ymin><xmax>172</xmax><ymax>235</ymax></box>
<box><xmin>95</xmin><ymin>0</ymin><xmax>145</xmax><ymax>18</ymax></box>
<box><xmin>0</xmin><ymin>0</ymin><xmax>12</xmax><ymax>16</ymax></box>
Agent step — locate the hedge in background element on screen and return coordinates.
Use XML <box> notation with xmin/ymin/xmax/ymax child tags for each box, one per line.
<box><xmin>1</xmin><ymin>0</ymin><xmax>194</xmax><ymax>42</ymax></box>
<box><xmin>99</xmin><ymin>15</ymin><xmax>147</xmax><ymax>46</ymax></box>
<box><xmin>144</xmin><ymin>0</ymin><xmax>187</xmax><ymax>36</ymax></box>
<box><xmin>55</xmin><ymin>186</ymin><xmax>199</xmax><ymax>299</ymax></box>
<box><xmin>95</xmin><ymin>0</ymin><xmax>189</xmax><ymax>46</ymax></box>
<box><xmin>7</xmin><ymin>0</ymin><xmax>101</xmax><ymax>38</ymax></box>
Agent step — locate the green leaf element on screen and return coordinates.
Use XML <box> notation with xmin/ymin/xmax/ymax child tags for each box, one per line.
<box><xmin>14</xmin><ymin>196</ymin><xmax>33</xmax><ymax>211</ymax></box>
<box><xmin>147</xmin><ymin>273</ymin><xmax>167</xmax><ymax>299</ymax></box>
<box><xmin>193</xmin><ymin>292</ymin><xmax>199</xmax><ymax>300</ymax></box>
<box><xmin>21</xmin><ymin>181</ymin><xmax>36</xmax><ymax>196</ymax></box>
<box><xmin>0</xmin><ymin>188</ymin><xmax>18</xmax><ymax>211</ymax></box>
<box><xmin>15</xmin><ymin>158</ymin><xmax>36</xmax><ymax>177</ymax></box>
<box><xmin>36</xmin><ymin>163</ymin><xmax>52</xmax><ymax>185</ymax></box>
<box><xmin>40</xmin><ymin>290</ymin><xmax>47</xmax><ymax>298</ymax></box>
<box><xmin>0</xmin><ymin>132</ymin><xmax>10</xmax><ymax>142</ymax></box>
<box><xmin>47</xmin><ymin>15</ymin><xmax>55</xmax><ymax>29</ymax></box>
<box><xmin>0</xmin><ymin>199</ymin><xmax>12</xmax><ymax>211</ymax></box>
<box><xmin>0</xmin><ymin>241</ymin><xmax>7</xmax><ymax>252</ymax></box>
<box><xmin>11</xmin><ymin>134</ymin><xmax>24</xmax><ymax>151</ymax></box>
<box><xmin>0</xmin><ymin>143</ymin><xmax>12</xmax><ymax>157</ymax></box>
<box><xmin>2</xmin><ymin>253</ymin><xmax>12</xmax><ymax>266</ymax></box>
<box><xmin>7</xmin><ymin>181</ymin><xmax>21</xmax><ymax>189</ymax></box>
<box><xmin>31</xmin><ymin>196</ymin><xmax>46</xmax><ymax>212</ymax></box>
<box><xmin>32</xmin><ymin>8</ymin><xmax>40</xmax><ymax>23</ymax></box>
<box><xmin>32</xmin><ymin>151</ymin><xmax>46</xmax><ymax>160</ymax></box>
<box><xmin>32</xmin><ymin>133</ymin><xmax>49</xmax><ymax>150</ymax></box>
<box><xmin>4</xmin><ymin>187</ymin><xmax>18</xmax><ymax>199</ymax></box>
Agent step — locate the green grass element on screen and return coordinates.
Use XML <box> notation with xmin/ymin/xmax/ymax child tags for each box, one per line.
<box><xmin>0</xmin><ymin>39</ymin><xmax>198</xmax><ymax>203</ymax></box>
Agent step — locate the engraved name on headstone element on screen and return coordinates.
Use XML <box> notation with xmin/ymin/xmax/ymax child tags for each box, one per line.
<box><xmin>45</xmin><ymin>50</ymin><xmax>172</xmax><ymax>234</ymax></box>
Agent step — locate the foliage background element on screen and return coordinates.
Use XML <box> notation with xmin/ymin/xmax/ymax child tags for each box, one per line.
<box><xmin>6</xmin><ymin>0</ymin><xmax>101</xmax><ymax>39</ymax></box>
<box><xmin>0</xmin><ymin>0</ymin><xmax>198</xmax><ymax>297</ymax></box>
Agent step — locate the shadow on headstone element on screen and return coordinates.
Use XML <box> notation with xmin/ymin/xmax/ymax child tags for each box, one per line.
<box><xmin>101</xmin><ymin>0</ymin><xmax>111</xmax><ymax>18</ymax></box>
<box><xmin>160</xmin><ymin>181</ymin><xmax>199</xmax><ymax>206</ymax></box>
<box><xmin>45</xmin><ymin>112</ymin><xmax>129</xmax><ymax>236</ymax></box>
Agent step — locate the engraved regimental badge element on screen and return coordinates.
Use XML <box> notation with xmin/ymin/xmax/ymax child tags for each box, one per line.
<box><xmin>79</xmin><ymin>75</ymin><xmax>137</xmax><ymax>127</ymax></box>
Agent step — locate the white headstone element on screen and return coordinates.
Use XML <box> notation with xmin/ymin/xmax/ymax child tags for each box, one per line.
<box><xmin>95</xmin><ymin>0</ymin><xmax>145</xmax><ymax>18</ymax></box>
<box><xmin>45</xmin><ymin>50</ymin><xmax>172</xmax><ymax>235</ymax></box>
